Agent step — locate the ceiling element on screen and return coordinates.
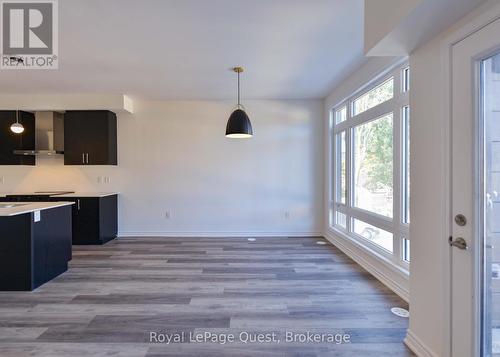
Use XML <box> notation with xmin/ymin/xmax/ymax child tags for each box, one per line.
<box><xmin>0</xmin><ymin>0</ymin><xmax>365</xmax><ymax>100</ymax></box>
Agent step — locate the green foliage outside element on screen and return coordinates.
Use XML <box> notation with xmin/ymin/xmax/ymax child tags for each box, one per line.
<box><xmin>354</xmin><ymin>114</ymin><xmax>393</xmax><ymax>192</ymax></box>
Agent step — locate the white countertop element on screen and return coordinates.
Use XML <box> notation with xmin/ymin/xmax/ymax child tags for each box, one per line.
<box><xmin>0</xmin><ymin>192</ymin><xmax>119</xmax><ymax>198</ymax></box>
<box><xmin>0</xmin><ymin>202</ymin><xmax>74</xmax><ymax>217</ymax></box>
<box><xmin>56</xmin><ymin>192</ymin><xmax>119</xmax><ymax>198</ymax></box>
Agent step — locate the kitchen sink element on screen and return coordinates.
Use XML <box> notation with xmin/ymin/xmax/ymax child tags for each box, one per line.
<box><xmin>0</xmin><ymin>203</ymin><xmax>29</xmax><ymax>209</ymax></box>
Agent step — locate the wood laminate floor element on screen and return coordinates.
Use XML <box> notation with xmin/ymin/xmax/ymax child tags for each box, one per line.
<box><xmin>0</xmin><ymin>236</ymin><xmax>413</xmax><ymax>356</ymax></box>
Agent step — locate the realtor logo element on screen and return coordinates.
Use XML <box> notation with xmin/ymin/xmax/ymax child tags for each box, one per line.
<box><xmin>0</xmin><ymin>0</ymin><xmax>58</xmax><ymax>69</ymax></box>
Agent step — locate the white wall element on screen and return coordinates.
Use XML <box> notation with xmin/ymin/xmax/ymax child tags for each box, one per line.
<box><xmin>407</xmin><ymin>32</ymin><xmax>449</xmax><ymax>357</ymax></box>
<box><xmin>0</xmin><ymin>99</ymin><xmax>324</xmax><ymax>236</ymax></box>
<box><xmin>407</xmin><ymin>1</ymin><xmax>499</xmax><ymax>356</ymax></box>
<box><xmin>364</xmin><ymin>0</ymin><xmax>421</xmax><ymax>54</ymax></box>
<box><xmin>364</xmin><ymin>0</ymin><xmax>485</xmax><ymax>56</ymax></box>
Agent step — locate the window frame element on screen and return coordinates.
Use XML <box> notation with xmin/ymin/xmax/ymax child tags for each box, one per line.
<box><xmin>329</xmin><ymin>61</ymin><xmax>410</xmax><ymax>268</ymax></box>
<box><xmin>334</xmin><ymin>130</ymin><xmax>347</xmax><ymax>206</ymax></box>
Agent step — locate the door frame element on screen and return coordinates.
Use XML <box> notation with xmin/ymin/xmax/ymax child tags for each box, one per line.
<box><xmin>442</xmin><ymin>3</ymin><xmax>500</xmax><ymax>356</ymax></box>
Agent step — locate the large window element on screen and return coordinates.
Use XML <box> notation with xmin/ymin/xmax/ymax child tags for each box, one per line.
<box><xmin>330</xmin><ymin>63</ymin><xmax>410</xmax><ymax>268</ymax></box>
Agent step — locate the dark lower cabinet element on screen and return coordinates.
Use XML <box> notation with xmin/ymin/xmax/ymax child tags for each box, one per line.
<box><xmin>58</xmin><ymin>195</ymin><xmax>118</xmax><ymax>245</ymax></box>
<box><xmin>0</xmin><ymin>205</ymin><xmax>72</xmax><ymax>291</ymax></box>
<box><xmin>3</xmin><ymin>194</ymin><xmax>118</xmax><ymax>245</ymax></box>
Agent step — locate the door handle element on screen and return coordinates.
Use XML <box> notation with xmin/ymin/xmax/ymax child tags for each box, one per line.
<box><xmin>449</xmin><ymin>237</ymin><xmax>468</xmax><ymax>250</ymax></box>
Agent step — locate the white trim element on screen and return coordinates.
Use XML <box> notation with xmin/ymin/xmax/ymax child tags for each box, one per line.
<box><xmin>118</xmin><ymin>231</ymin><xmax>323</xmax><ymax>238</ymax></box>
<box><xmin>445</xmin><ymin>3</ymin><xmax>500</xmax><ymax>48</ymax></box>
<box><xmin>404</xmin><ymin>329</ymin><xmax>440</xmax><ymax>357</ymax></box>
<box><xmin>325</xmin><ymin>229</ymin><xmax>410</xmax><ymax>302</ymax></box>
<box><xmin>440</xmin><ymin>20</ymin><xmax>454</xmax><ymax>357</ymax></box>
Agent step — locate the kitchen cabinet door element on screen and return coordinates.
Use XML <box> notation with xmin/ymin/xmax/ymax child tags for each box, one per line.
<box><xmin>0</xmin><ymin>111</ymin><xmax>35</xmax><ymax>165</ymax></box>
<box><xmin>73</xmin><ymin>198</ymin><xmax>100</xmax><ymax>244</ymax></box>
<box><xmin>64</xmin><ymin>111</ymin><xmax>117</xmax><ymax>165</ymax></box>
<box><xmin>64</xmin><ymin>112</ymin><xmax>88</xmax><ymax>165</ymax></box>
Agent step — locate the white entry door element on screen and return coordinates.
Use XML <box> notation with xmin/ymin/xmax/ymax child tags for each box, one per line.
<box><xmin>451</xmin><ymin>17</ymin><xmax>500</xmax><ymax>357</ymax></box>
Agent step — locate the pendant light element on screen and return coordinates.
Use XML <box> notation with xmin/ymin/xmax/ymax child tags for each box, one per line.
<box><xmin>10</xmin><ymin>110</ymin><xmax>24</xmax><ymax>134</ymax></box>
<box><xmin>225</xmin><ymin>67</ymin><xmax>253</xmax><ymax>138</ymax></box>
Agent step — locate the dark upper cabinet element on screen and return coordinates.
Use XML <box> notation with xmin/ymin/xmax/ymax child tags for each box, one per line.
<box><xmin>0</xmin><ymin>111</ymin><xmax>35</xmax><ymax>165</ymax></box>
<box><xmin>64</xmin><ymin>110</ymin><xmax>117</xmax><ymax>165</ymax></box>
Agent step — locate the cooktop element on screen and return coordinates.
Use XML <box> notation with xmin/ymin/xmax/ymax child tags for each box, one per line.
<box><xmin>34</xmin><ymin>191</ymin><xmax>75</xmax><ymax>195</ymax></box>
<box><xmin>6</xmin><ymin>191</ymin><xmax>75</xmax><ymax>197</ymax></box>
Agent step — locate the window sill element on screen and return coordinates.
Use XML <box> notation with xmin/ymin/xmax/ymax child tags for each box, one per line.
<box><xmin>325</xmin><ymin>226</ymin><xmax>410</xmax><ymax>301</ymax></box>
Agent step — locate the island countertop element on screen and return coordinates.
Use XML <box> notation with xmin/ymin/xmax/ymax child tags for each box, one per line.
<box><xmin>55</xmin><ymin>192</ymin><xmax>119</xmax><ymax>198</ymax></box>
<box><xmin>0</xmin><ymin>192</ymin><xmax>119</xmax><ymax>198</ymax></box>
<box><xmin>0</xmin><ymin>202</ymin><xmax>75</xmax><ymax>217</ymax></box>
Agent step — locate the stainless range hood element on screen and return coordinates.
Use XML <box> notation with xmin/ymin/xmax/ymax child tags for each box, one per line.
<box><xmin>14</xmin><ymin>111</ymin><xmax>64</xmax><ymax>156</ymax></box>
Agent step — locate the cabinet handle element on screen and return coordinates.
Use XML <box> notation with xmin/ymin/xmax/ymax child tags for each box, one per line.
<box><xmin>86</xmin><ymin>153</ymin><xmax>89</xmax><ymax>164</ymax></box>
<box><xmin>82</xmin><ymin>153</ymin><xmax>85</xmax><ymax>164</ymax></box>
<box><xmin>77</xmin><ymin>199</ymin><xmax>80</xmax><ymax>210</ymax></box>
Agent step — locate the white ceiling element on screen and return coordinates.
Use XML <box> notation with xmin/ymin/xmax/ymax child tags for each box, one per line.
<box><xmin>0</xmin><ymin>0</ymin><xmax>365</xmax><ymax>100</ymax></box>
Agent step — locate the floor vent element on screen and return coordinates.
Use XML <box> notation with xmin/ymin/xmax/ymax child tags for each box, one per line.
<box><xmin>391</xmin><ymin>307</ymin><xmax>409</xmax><ymax>318</ymax></box>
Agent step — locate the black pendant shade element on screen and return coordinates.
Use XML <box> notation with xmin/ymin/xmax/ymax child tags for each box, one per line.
<box><xmin>226</xmin><ymin>67</ymin><xmax>253</xmax><ymax>138</ymax></box>
<box><xmin>226</xmin><ymin>109</ymin><xmax>253</xmax><ymax>138</ymax></box>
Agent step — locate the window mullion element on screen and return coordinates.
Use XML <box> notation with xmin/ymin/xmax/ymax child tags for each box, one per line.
<box><xmin>330</xmin><ymin>111</ymin><xmax>337</xmax><ymax>227</ymax></box>
<box><xmin>392</xmin><ymin>71</ymin><xmax>403</xmax><ymax>264</ymax></box>
<box><xmin>348</xmin><ymin>207</ymin><xmax>393</xmax><ymax>233</ymax></box>
<box><xmin>346</xmin><ymin>104</ymin><xmax>353</xmax><ymax>232</ymax></box>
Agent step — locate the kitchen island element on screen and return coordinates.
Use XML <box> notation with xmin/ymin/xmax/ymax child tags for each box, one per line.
<box><xmin>0</xmin><ymin>202</ymin><xmax>73</xmax><ymax>291</ymax></box>
<box><xmin>2</xmin><ymin>192</ymin><xmax>118</xmax><ymax>245</ymax></box>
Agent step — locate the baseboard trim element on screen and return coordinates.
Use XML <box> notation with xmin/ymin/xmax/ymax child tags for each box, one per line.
<box><xmin>118</xmin><ymin>231</ymin><xmax>324</xmax><ymax>238</ymax></box>
<box><xmin>404</xmin><ymin>329</ymin><xmax>439</xmax><ymax>357</ymax></box>
<box><xmin>324</xmin><ymin>230</ymin><xmax>409</xmax><ymax>302</ymax></box>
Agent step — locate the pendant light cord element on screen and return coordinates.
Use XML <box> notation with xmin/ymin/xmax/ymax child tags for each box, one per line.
<box><xmin>237</xmin><ymin>71</ymin><xmax>241</xmax><ymax>108</ymax></box>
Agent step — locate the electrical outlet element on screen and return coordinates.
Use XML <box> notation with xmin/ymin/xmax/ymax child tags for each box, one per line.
<box><xmin>165</xmin><ymin>211</ymin><xmax>171</xmax><ymax>219</ymax></box>
<box><xmin>284</xmin><ymin>211</ymin><xmax>290</xmax><ymax>219</ymax></box>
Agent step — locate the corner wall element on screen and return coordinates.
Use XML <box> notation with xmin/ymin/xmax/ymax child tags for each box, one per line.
<box><xmin>323</xmin><ymin>2</ymin><xmax>497</xmax><ymax>355</ymax></box>
<box><xmin>407</xmin><ymin>1</ymin><xmax>499</xmax><ymax>356</ymax></box>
